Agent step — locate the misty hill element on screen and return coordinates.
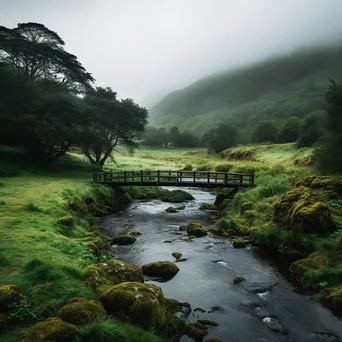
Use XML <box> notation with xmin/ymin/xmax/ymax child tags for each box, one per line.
<box><xmin>149</xmin><ymin>45</ymin><xmax>342</xmax><ymax>142</ymax></box>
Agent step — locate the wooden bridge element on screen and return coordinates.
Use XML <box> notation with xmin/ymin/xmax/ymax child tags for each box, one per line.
<box><xmin>93</xmin><ymin>170</ymin><xmax>254</xmax><ymax>188</ymax></box>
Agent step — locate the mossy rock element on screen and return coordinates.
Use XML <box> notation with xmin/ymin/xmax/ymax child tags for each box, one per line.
<box><xmin>187</xmin><ymin>222</ymin><xmax>207</xmax><ymax>237</ymax></box>
<box><xmin>21</xmin><ymin>317</ymin><xmax>77</xmax><ymax>342</ymax></box>
<box><xmin>99</xmin><ymin>281</ymin><xmax>166</xmax><ymax>329</ymax></box>
<box><xmin>274</xmin><ymin>186</ymin><xmax>333</xmax><ymax>234</ymax></box>
<box><xmin>294</xmin><ymin>176</ymin><xmax>342</xmax><ymax>195</ymax></box>
<box><xmin>316</xmin><ymin>285</ymin><xmax>342</xmax><ymax>315</ymax></box>
<box><xmin>0</xmin><ymin>285</ymin><xmax>21</xmax><ymax>312</ymax></box>
<box><xmin>129</xmin><ymin>231</ymin><xmax>142</xmax><ymax>236</ymax></box>
<box><xmin>172</xmin><ymin>252</ymin><xmax>182</xmax><ymax>260</ymax></box>
<box><xmin>57</xmin><ymin>216</ymin><xmax>73</xmax><ymax>226</ymax></box>
<box><xmin>165</xmin><ymin>298</ymin><xmax>191</xmax><ymax>314</ymax></box>
<box><xmin>185</xmin><ymin>322</ymin><xmax>208</xmax><ymax>341</ymax></box>
<box><xmin>58</xmin><ymin>298</ymin><xmax>106</xmax><ymax>325</ymax></box>
<box><xmin>233</xmin><ymin>276</ymin><xmax>246</xmax><ymax>284</ymax></box>
<box><xmin>232</xmin><ymin>239</ymin><xmax>247</xmax><ymax>248</ymax></box>
<box><xmin>289</xmin><ymin>252</ymin><xmax>329</xmax><ymax>279</ymax></box>
<box><xmin>200</xmin><ymin>203</ymin><xmax>217</xmax><ymax>210</ymax></box>
<box><xmin>83</xmin><ymin>259</ymin><xmax>144</xmax><ymax>292</ymax></box>
<box><xmin>166</xmin><ymin>206</ymin><xmax>178</xmax><ymax>213</ymax></box>
<box><xmin>179</xmin><ymin>225</ymin><xmax>187</xmax><ymax>231</ymax></box>
<box><xmin>197</xmin><ymin>320</ymin><xmax>219</xmax><ymax>326</ymax></box>
<box><xmin>205</xmin><ymin>338</ymin><xmax>223</xmax><ymax>342</ymax></box>
<box><xmin>160</xmin><ymin>190</ymin><xmax>194</xmax><ymax>203</ymax></box>
<box><xmin>214</xmin><ymin>193</ymin><xmax>227</xmax><ymax>207</ymax></box>
<box><xmin>112</xmin><ymin>234</ymin><xmax>136</xmax><ymax>245</ymax></box>
<box><xmin>240</xmin><ymin>202</ymin><xmax>254</xmax><ymax>214</ymax></box>
<box><xmin>142</xmin><ymin>261</ymin><xmax>179</xmax><ymax>280</ymax></box>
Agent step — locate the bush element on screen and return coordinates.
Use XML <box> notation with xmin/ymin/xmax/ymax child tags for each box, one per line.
<box><xmin>25</xmin><ymin>202</ymin><xmax>43</xmax><ymax>212</ymax></box>
<box><xmin>278</xmin><ymin>117</ymin><xmax>301</xmax><ymax>143</ymax></box>
<box><xmin>297</xmin><ymin>110</ymin><xmax>325</xmax><ymax>147</ymax></box>
<box><xmin>215</xmin><ymin>163</ymin><xmax>233</xmax><ymax>172</ymax></box>
<box><xmin>251</xmin><ymin>121</ymin><xmax>278</xmax><ymax>143</ymax></box>
<box><xmin>58</xmin><ymin>216</ymin><xmax>74</xmax><ymax>226</ymax></box>
<box><xmin>182</xmin><ymin>163</ymin><xmax>193</xmax><ymax>171</ymax></box>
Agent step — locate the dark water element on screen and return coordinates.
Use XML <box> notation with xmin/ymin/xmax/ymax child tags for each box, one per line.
<box><xmin>101</xmin><ymin>187</ymin><xmax>342</xmax><ymax>342</ymax></box>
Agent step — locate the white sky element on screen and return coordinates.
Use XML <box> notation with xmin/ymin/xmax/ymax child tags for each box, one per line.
<box><xmin>1</xmin><ymin>0</ymin><xmax>342</xmax><ymax>105</ymax></box>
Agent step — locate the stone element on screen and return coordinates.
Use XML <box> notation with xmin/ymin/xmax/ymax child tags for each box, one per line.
<box><xmin>186</xmin><ymin>222</ymin><xmax>207</xmax><ymax>237</ymax></box>
<box><xmin>142</xmin><ymin>261</ymin><xmax>179</xmax><ymax>280</ymax></box>
<box><xmin>166</xmin><ymin>206</ymin><xmax>178</xmax><ymax>213</ymax></box>
<box><xmin>161</xmin><ymin>190</ymin><xmax>194</xmax><ymax>203</ymax></box>
<box><xmin>199</xmin><ymin>203</ymin><xmax>217</xmax><ymax>210</ymax></box>
<box><xmin>172</xmin><ymin>252</ymin><xmax>182</xmax><ymax>260</ymax></box>
<box><xmin>232</xmin><ymin>239</ymin><xmax>247</xmax><ymax>248</ymax></box>
<box><xmin>0</xmin><ymin>285</ymin><xmax>21</xmax><ymax>312</ymax></box>
<box><xmin>111</xmin><ymin>235</ymin><xmax>136</xmax><ymax>245</ymax></box>
<box><xmin>233</xmin><ymin>276</ymin><xmax>246</xmax><ymax>284</ymax></box>
<box><xmin>129</xmin><ymin>231</ymin><xmax>142</xmax><ymax>236</ymax></box>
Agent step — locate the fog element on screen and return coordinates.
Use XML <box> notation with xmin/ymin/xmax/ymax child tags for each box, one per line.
<box><xmin>1</xmin><ymin>0</ymin><xmax>342</xmax><ymax>105</ymax></box>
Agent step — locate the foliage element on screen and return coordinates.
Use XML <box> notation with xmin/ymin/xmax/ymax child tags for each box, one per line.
<box><xmin>169</xmin><ymin>126</ymin><xmax>181</xmax><ymax>147</ymax></box>
<box><xmin>251</xmin><ymin>120</ymin><xmax>278</xmax><ymax>143</ymax></box>
<box><xmin>297</xmin><ymin>110</ymin><xmax>326</xmax><ymax>147</ymax></box>
<box><xmin>202</xmin><ymin>123</ymin><xmax>238</xmax><ymax>153</ymax></box>
<box><xmin>278</xmin><ymin>117</ymin><xmax>302</xmax><ymax>143</ymax></box>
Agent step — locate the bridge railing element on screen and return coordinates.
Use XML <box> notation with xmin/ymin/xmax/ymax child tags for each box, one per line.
<box><xmin>93</xmin><ymin>170</ymin><xmax>254</xmax><ymax>187</ymax></box>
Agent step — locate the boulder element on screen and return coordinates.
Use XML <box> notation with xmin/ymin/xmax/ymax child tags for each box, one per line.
<box><xmin>111</xmin><ymin>234</ymin><xmax>136</xmax><ymax>245</ymax></box>
<box><xmin>99</xmin><ymin>281</ymin><xmax>166</xmax><ymax>329</ymax></box>
<box><xmin>274</xmin><ymin>186</ymin><xmax>333</xmax><ymax>234</ymax></box>
<box><xmin>21</xmin><ymin>317</ymin><xmax>77</xmax><ymax>342</ymax></box>
<box><xmin>199</xmin><ymin>203</ymin><xmax>217</xmax><ymax>210</ymax></box>
<box><xmin>166</xmin><ymin>206</ymin><xmax>178</xmax><ymax>213</ymax></box>
<box><xmin>316</xmin><ymin>285</ymin><xmax>342</xmax><ymax>315</ymax></box>
<box><xmin>129</xmin><ymin>231</ymin><xmax>142</xmax><ymax>236</ymax></box>
<box><xmin>185</xmin><ymin>322</ymin><xmax>208</xmax><ymax>341</ymax></box>
<box><xmin>58</xmin><ymin>298</ymin><xmax>106</xmax><ymax>325</ymax></box>
<box><xmin>232</xmin><ymin>239</ymin><xmax>247</xmax><ymax>248</ymax></box>
<box><xmin>0</xmin><ymin>285</ymin><xmax>21</xmax><ymax>312</ymax></box>
<box><xmin>142</xmin><ymin>261</ymin><xmax>179</xmax><ymax>280</ymax></box>
<box><xmin>197</xmin><ymin>320</ymin><xmax>219</xmax><ymax>326</ymax></box>
<box><xmin>172</xmin><ymin>252</ymin><xmax>182</xmax><ymax>260</ymax></box>
<box><xmin>161</xmin><ymin>190</ymin><xmax>194</xmax><ymax>203</ymax></box>
<box><xmin>186</xmin><ymin>222</ymin><xmax>207</xmax><ymax>237</ymax></box>
<box><xmin>83</xmin><ymin>259</ymin><xmax>144</xmax><ymax>291</ymax></box>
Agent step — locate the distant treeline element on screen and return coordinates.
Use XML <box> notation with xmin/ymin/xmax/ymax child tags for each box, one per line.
<box><xmin>0</xmin><ymin>23</ymin><xmax>148</xmax><ymax>169</ymax></box>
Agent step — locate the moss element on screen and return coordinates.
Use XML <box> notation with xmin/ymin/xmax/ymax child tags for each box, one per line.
<box><xmin>0</xmin><ymin>285</ymin><xmax>21</xmax><ymax>312</ymax></box>
<box><xmin>142</xmin><ymin>261</ymin><xmax>179</xmax><ymax>280</ymax></box>
<box><xmin>200</xmin><ymin>203</ymin><xmax>217</xmax><ymax>210</ymax></box>
<box><xmin>289</xmin><ymin>252</ymin><xmax>329</xmax><ymax>280</ymax></box>
<box><xmin>294</xmin><ymin>176</ymin><xmax>342</xmax><ymax>195</ymax></box>
<box><xmin>274</xmin><ymin>186</ymin><xmax>333</xmax><ymax>234</ymax></box>
<box><xmin>160</xmin><ymin>189</ymin><xmax>194</xmax><ymax>203</ymax></box>
<box><xmin>99</xmin><ymin>281</ymin><xmax>166</xmax><ymax>329</ymax></box>
<box><xmin>186</xmin><ymin>222</ymin><xmax>207</xmax><ymax>237</ymax></box>
<box><xmin>58</xmin><ymin>298</ymin><xmax>106</xmax><ymax>325</ymax></box>
<box><xmin>240</xmin><ymin>202</ymin><xmax>254</xmax><ymax>214</ymax></box>
<box><xmin>57</xmin><ymin>216</ymin><xmax>74</xmax><ymax>226</ymax></box>
<box><xmin>315</xmin><ymin>285</ymin><xmax>342</xmax><ymax>315</ymax></box>
<box><xmin>232</xmin><ymin>239</ymin><xmax>247</xmax><ymax>248</ymax></box>
<box><xmin>197</xmin><ymin>320</ymin><xmax>219</xmax><ymax>326</ymax></box>
<box><xmin>185</xmin><ymin>322</ymin><xmax>208</xmax><ymax>341</ymax></box>
<box><xmin>205</xmin><ymin>338</ymin><xmax>223</xmax><ymax>342</ymax></box>
<box><xmin>21</xmin><ymin>317</ymin><xmax>77</xmax><ymax>342</ymax></box>
<box><xmin>112</xmin><ymin>235</ymin><xmax>136</xmax><ymax>245</ymax></box>
<box><xmin>172</xmin><ymin>252</ymin><xmax>182</xmax><ymax>260</ymax></box>
<box><xmin>233</xmin><ymin>276</ymin><xmax>246</xmax><ymax>284</ymax></box>
<box><xmin>83</xmin><ymin>259</ymin><xmax>144</xmax><ymax>292</ymax></box>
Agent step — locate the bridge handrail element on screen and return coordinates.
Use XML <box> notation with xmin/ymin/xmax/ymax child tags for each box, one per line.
<box><xmin>93</xmin><ymin>169</ymin><xmax>254</xmax><ymax>187</ymax></box>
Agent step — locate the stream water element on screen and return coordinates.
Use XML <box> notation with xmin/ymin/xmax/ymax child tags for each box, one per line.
<box><xmin>101</xmin><ymin>187</ymin><xmax>342</xmax><ymax>342</ymax></box>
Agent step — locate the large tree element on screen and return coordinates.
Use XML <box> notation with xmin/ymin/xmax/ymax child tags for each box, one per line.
<box><xmin>79</xmin><ymin>87</ymin><xmax>148</xmax><ymax>169</ymax></box>
<box><xmin>202</xmin><ymin>124</ymin><xmax>238</xmax><ymax>153</ymax></box>
<box><xmin>278</xmin><ymin>117</ymin><xmax>301</xmax><ymax>143</ymax></box>
<box><xmin>0</xmin><ymin>22</ymin><xmax>94</xmax><ymax>92</ymax></box>
<box><xmin>169</xmin><ymin>126</ymin><xmax>181</xmax><ymax>147</ymax></box>
<box><xmin>251</xmin><ymin>120</ymin><xmax>278</xmax><ymax>143</ymax></box>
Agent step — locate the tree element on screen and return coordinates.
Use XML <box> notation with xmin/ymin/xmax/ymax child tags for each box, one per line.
<box><xmin>297</xmin><ymin>110</ymin><xmax>326</xmax><ymax>148</ymax></box>
<box><xmin>178</xmin><ymin>131</ymin><xmax>202</xmax><ymax>147</ymax></box>
<box><xmin>158</xmin><ymin>127</ymin><xmax>169</xmax><ymax>148</ymax></box>
<box><xmin>169</xmin><ymin>126</ymin><xmax>181</xmax><ymax>147</ymax></box>
<box><xmin>79</xmin><ymin>87</ymin><xmax>148</xmax><ymax>169</ymax></box>
<box><xmin>251</xmin><ymin>121</ymin><xmax>278</xmax><ymax>143</ymax></box>
<box><xmin>0</xmin><ymin>23</ymin><xmax>94</xmax><ymax>92</ymax></box>
<box><xmin>142</xmin><ymin>126</ymin><xmax>164</xmax><ymax>146</ymax></box>
<box><xmin>313</xmin><ymin>80</ymin><xmax>342</xmax><ymax>173</ymax></box>
<box><xmin>277</xmin><ymin>117</ymin><xmax>301</xmax><ymax>143</ymax></box>
<box><xmin>202</xmin><ymin>124</ymin><xmax>238</xmax><ymax>153</ymax></box>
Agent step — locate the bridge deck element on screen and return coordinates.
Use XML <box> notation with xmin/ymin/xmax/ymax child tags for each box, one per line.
<box><xmin>93</xmin><ymin>170</ymin><xmax>254</xmax><ymax>188</ymax></box>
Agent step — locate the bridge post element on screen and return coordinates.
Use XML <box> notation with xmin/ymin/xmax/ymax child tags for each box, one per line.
<box><xmin>140</xmin><ymin>170</ymin><xmax>143</xmax><ymax>184</ymax></box>
<box><xmin>240</xmin><ymin>175</ymin><xmax>243</xmax><ymax>185</ymax></box>
<box><xmin>124</xmin><ymin>171</ymin><xmax>126</xmax><ymax>183</ymax></box>
<box><xmin>224</xmin><ymin>172</ymin><xmax>228</xmax><ymax>186</ymax></box>
<box><xmin>193</xmin><ymin>171</ymin><xmax>196</xmax><ymax>185</ymax></box>
<box><xmin>157</xmin><ymin>170</ymin><xmax>160</xmax><ymax>185</ymax></box>
<box><xmin>207</xmin><ymin>172</ymin><xmax>210</xmax><ymax>185</ymax></box>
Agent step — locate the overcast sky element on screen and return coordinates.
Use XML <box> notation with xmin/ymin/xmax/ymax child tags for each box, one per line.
<box><xmin>1</xmin><ymin>0</ymin><xmax>342</xmax><ymax>105</ymax></box>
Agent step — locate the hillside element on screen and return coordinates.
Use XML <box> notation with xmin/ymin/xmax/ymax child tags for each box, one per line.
<box><xmin>149</xmin><ymin>45</ymin><xmax>342</xmax><ymax>142</ymax></box>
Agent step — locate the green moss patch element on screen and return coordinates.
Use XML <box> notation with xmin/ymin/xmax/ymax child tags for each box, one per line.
<box><xmin>0</xmin><ymin>285</ymin><xmax>21</xmax><ymax>312</ymax></box>
<box><xmin>142</xmin><ymin>261</ymin><xmax>179</xmax><ymax>280</ymax></box>
<box><xmin>186</xmin><ymin>222</ymin><xmax>207</xmax><ymax>237</ymax></box>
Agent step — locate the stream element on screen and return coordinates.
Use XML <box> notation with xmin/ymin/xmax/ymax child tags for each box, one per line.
<box><xmin>101</xmin><ymin>187</ymin><xmax>342</xmax><ymax>342</ymax></box>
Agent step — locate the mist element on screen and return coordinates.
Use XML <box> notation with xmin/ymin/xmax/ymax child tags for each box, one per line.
<box><xmin>1</xmin><ymin>0</ymin><xmax>342</xmax><ymax>105</ymax></box>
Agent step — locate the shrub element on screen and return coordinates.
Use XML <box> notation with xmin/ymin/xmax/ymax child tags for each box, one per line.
<box><xmin>251</xmin><ymin>121</ymin><xmax>278</xmax><ymax>143</ymax></box>
<box><xmin>25</xmin><ymin>202</ymin><xmax>43</xmax><ymax>212</ymax></box>
<box><xmin>215</xmin><ymin>163</ymin><xmax>233</xmax><ymax>172</ymax></box>
<box><xmin>182</xmin><ymin>163</ymin><xmax>193</xmax><ymax>171</ymax></box>
<box><xmin>58</xmin><ymin>216</ymin><xmax>74</xmax><ymax>226</ymax></box>
<box><xmin>278</xmin><ymin>117</ymin><xmax>301</xmax><ymax>143</ymax></box>
<box><xmin>297</xmin><ymin>110</ymin><xmax>325</xmax><ymax>147</ymax></box>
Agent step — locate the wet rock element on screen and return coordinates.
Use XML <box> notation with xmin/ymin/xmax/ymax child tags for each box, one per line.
<box><xmin>199</xmin><ymin>203</ymin><xmax>217</xmax><ymax>210</ymax></box>
<box><xmin>176</xmin><ymin>258</ymin><xmax>188</xmax><ymax>262</ymax></box>
<box><xmin>165</xmin><ymin>298</ymin><xmax>191</xmax><ymax>316</ymax></box>
<box><xmin>166</xmin><ymin>206</ymin><xmax>178</xmax><ymax>213</ymax></box>
<box><xmin>129</xmin><ymin>231</ymin><xmax>142</xmax><ymax>236</ymax></box>
<box><xmin>194</xmin><ymin>307</ymin><xmax>206</xmax><ymax>313</ymax></box>
<box><xmin>58</xmin><ymin>298</ymin><xmax>106</xmax><ymax>325</ymax></box>
<box><xmin>172</xmin><ymin>252</ymin><xmax>182</xmax><ymax>260</ymax></box>
<box><xmin>0</xmin><ymin>284</ymin><xmax>21</xmax><ymax>312</ymax></box>
<box><xmin>142</xmin><ymin>261</ymin><xmax>179</xmax><ymax>280</ymax></box>
<box><xmin>83</xmin><ymin>259</ymin><xmax>144</xmax><ymax>292</ymax></box>
<box><xmin>185</xmin><ymin>322</ymin><xmax>208</xmax><ymax>341</ymax></box>
<box><xmin>311</xmin><ymin>332</ymin><xmax>340</xmax><ymax>342</ymax></box>
<box><xmin>315</xmin><ymin>285</ymin><xmax>342</xmax><ymax>315</ymax></box>
<box><xmin>164</xmin><ymin>240</ymin><xmax>173</xmax><ymax>243</ymax></box>
<box><xmin>274</xmin><ymin>186</ymin><xmax>333</xmax><ymax>234</ymax></box>
<box><xmin>99</xmin><ymin>282</ymin><xmax>166</xmax><ymax>329</ymax></box>
<box><xmin>262</xmin><ymin>316</ymin><xmax>286</xmax><ymax>334</ymax></box>
<box><xmin>232</xmin><ymin>239</ymin><xmax>247</xmax><ymax>248</ymax></box>
<box><xmin>179</xmin><ymin>225</ymin><xmax>187</xmax><ymax>231</ymax></box>
<box><xmin>197</xmin><ymin>320</ymin><xmax>219</xmax><ymax>326</ymax></box>
<box><xmin>187</xmin><ymin>222</ymin><xmax>207</xmax><ymax>237</ymax></box>
<box><xmin>208</xmin><ymin>306</ymin><xmax>224</xmax><ymax>313</ymax></box>
<box><xmin>111</xmin><ymin>234</ymin><xmax>136</xmax><ymax>245</ymax></box>
<box><xmin>233</xmin><ymin>276</ymin><xmax>246</xmax><ymax>284</ymax></box>
<box><xmin>174</xmin><ymin>231</ymin><xmax>183</xmax><ymax>235</ymax></box>
<box><xmin>161</xmin><ymin>189</ymin><xmax>194</xmax><ymax>203</ymax></box>
<box><xmin>21</xmin><ymin>317</ymin><xmax>77</xmax><ymax>342</ymax></box>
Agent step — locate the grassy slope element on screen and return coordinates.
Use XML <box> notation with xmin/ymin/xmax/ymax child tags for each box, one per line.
<box><xmin>149</xmin><ymin>46</ymin><xmax>342</xmax><ymax>140</ymax></box>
